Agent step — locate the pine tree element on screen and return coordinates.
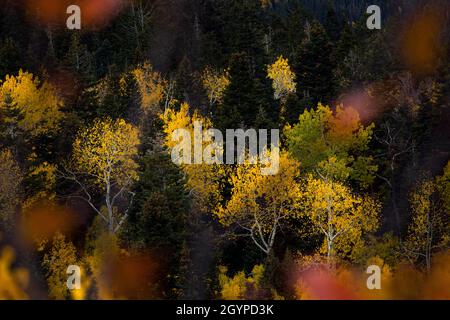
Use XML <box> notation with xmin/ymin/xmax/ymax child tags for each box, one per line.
<box><xmin>216</xmin><ymin>0</ymin><xmax>266</xmax><ymax>67</ymax></box>
<box><xmin>64</xmin><ymin>33</ymin><xmax>95</xmax><ymax>83</ymax></box>
<box><xmin>0</xmin><ymin>38</ymin><xmax>20</xmax><ymax>78</ymax></box>
<box><xmin>324</xmin><ymin>3</ymin><xmax>342</xmax><ymax>43</ymax></box>
<box><xmin>332</xmin><ymin>22</ymin><xmax>357</xmax><ymax>65</ymax></box>
<box><xmin>122</xmin><ymin>153</ymin><xmax>189</xmax><ymax>298</ymax></box>
<box><xmin>216</xmin><ymin>53</ymin><xmax>257</xmax><ymax>130</ymax></box>
<box><xmin>293</xmin><ymin>21</ymin><xmax>334</xmax><ymax>106</ymax></box>
<box><xmin>216</xmin><ymin>52</ymin><xmax>276</xmax><ymax>130</ymax></box>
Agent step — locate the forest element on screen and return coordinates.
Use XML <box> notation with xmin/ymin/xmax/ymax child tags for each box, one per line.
<box><xmin>0</xmin><ymin>0</ymin><xmax>449</xmax><ymax>300</ymax></box>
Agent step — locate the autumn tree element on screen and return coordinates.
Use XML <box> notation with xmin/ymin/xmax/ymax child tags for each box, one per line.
<box><xmin>0</xmin><ymin>71</ymin><xmax>62</xmax><ymax>211</ymax></box>
<box><xmin>218</xmin><ymin>264</ymin><xmax>269</xmax><ymax>299</ymax></box>
<box><xmin>131</xmin><ymin>62</ymin><xmax>177</xmax><ymax>151</ymax></box>
<box><xmin>302</xmin><ymin>174</ymin><xmax>380</xmax><ymax>261</ymax></box>
<box><xmin>216</xmin><ymin>152</ymin><xmax>301</xmax><ymax>255</ymax></box>
<box><xmin>41</xmin><ymin>232</ymin><xmax>78</xmax><ymax>300</ymax></box>
<box><xmin>404</xmin><ymin>178</ymin><xmax>448</xmax><ymax>271</ymax></box>
<box><xmin>267</xmin><ymin>56</ymin><xmax>296</xmax><ymax>103</ymax></box>
<box><xmin>61</xmin><ymin>118</ymin><xmax>140</xmax><ymax>233</ymax></box>
<box><xmin>22</xmin><ymin>160</ymin><xmax>58</xmax><ymax>211</ymax></box>
<box><xmin>86</xmin><ymin>232</ymin><xmax>121</xmax><ymax>299</ymax></box>
<box><xmin>285</xmin><ymin>103</ymin><xmax>377</xmax><ymax>189</ymax></box>
<box><xmin>160</xmin><ymin>102</ymin><xmax>226</xmax><ymax>212</ymax></box>
<box><xmin>0</xmin><ymin>70</ymin><xmax>63</xmax><ymax>139</ymax></box>
<box><xmin>286</xmin><ymin>104</ymin><xmax>380</xmax><ymax>261</ymax></box>
<box><xmin>132</xmin><ymin>62</ymin><xmax>170</xmax><ymax>116</ymax></box>
<box><xmin>201</xmin><ymin>66</ymin><xmax>230</xmax><ymax>108</ymax></box>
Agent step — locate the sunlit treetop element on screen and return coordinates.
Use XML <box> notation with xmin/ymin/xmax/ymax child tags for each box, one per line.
<box><xmin>201</xmin><ymin>66</ymin><xmax>230</xmax><ymax>107</ymax></box>
<box><xmin>132</xmin><ymin>62</ymin><xmax>169</xmax><ymax>116</ymax></box>
<box><xmin>285</xmin><ymin>103</ymin><xmax>377</xmax><ymax>187</ymax></box>
<box><xmin>267</xmin><ymin>56</ymin><xmax>297</xmax><ymax>102</ymax></box>
<box><xmin>0</xmin><ymin>70</ymin><xmax>63</xmax><ymax>136</ymax></box>
<box><xmin>216</xmin><ymin>151</ymin><xmax>302</xmax><ymax>254</ymax></box>
<box><xmin>73</xmin><ymin>118</ymin><xmax>140</xmax><ymax>187</ymax></box>
<box><xmin>302</xmin><ymin>174</ymin><xmax>380</xmax><ymax>260</ymax></box>
<box><xmin>160</xmin><ymin>103</ymin><xmax>226</xmax><ymax>211</ymax></box>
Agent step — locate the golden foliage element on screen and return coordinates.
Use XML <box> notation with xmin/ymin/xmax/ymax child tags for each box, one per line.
<box><xmin>0</xmin><ymin>246</ymin><xmax>29</xmax><ymax>299</ymax></box>
<box><xmin>404</xmin><ymin>178</ymin><xmax>448</xmax><ymax>269</ymax></box>
<box><xmin>217</xmin><ymin>152</ymin><xmax>301</xmax><ymax>228</ymax></box>
<box><xmin>160</xmin><ymin>103</ymin><xmax>226</xmax><ymax>210</ymax></box>
<box><xmin>302</xmin><ymin>175</ymin><xmax>380</xmax><ymax>260</ymax></box>
<box><xmin>85</xmin><ymin>232</ymin><xmax>121</xmax><ymax>299</ymax></box>
<box><xmin>70</xmin><ymin>265</ymin><xmax>92</xmax><ymax>300</ymax></box>
<box><xmin>132</xmin><ymin>62</ymin><xmax>169</xmax><ymax>115</ymax></box>
<box><xmin>218</xmin><ymin>265</ymin><xmax>265</xmax><ymax>300</ymax></box>
<box><xmin>41</xmin><ymin>232</ymin><xmax>78</xmax><ymax>300</ymax></box>
<box><xmin>201</xmin><ymin>66</ymin><xmax>230</xmax><ymax>106</ymax></box>
<box><xmin>216</xmin><ymin>152</ymin><xmax>301</xmax><ymax>253</ymax></box>
<box><xmin>267</xmin><ymin>56</ymin><xmax>296</xmax><ymax>101</ymax></box>
<box><xmin>437</xmin><ymin>161</ymin><xmax>450</xmax><ymax>215</ymax></box>
<box><xmin>0</xmin><ymin>70</ymin><xmax>63</xmax><ymax>136</ymax></box>
<box><xmin>73</xmin><ymin>118</ymin><xmax>140</xmax><ymax>187</ymax></box>
<box><xmin>23</xmin><ymin>161</ymin><xmax>57</xmax><ymax>210</ymax></box>
<box><xmin>407</xmin><ymin>181</ymin><xmax>436</xmax><ymax>249</ymax></box>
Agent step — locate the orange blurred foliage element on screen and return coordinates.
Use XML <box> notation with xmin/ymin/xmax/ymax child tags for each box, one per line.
<box><xmin>399</xmin><ymin>6</ymin><xmax>447</xmax><ymax>75</ymax></box>
<box><xmin>0</xmin><ymin>246</ymin><xmax>29</xmax><ymax>300</ymax></box>
<box><xmin>329</xmin><ymin>105</ymin><xmax>361</xmax><ymax>139</ymax></box>
<box><xmin>92</xmin><ymin>252</ymin><xmax>160</xmax><ymax>299</ymax></box>
<box><xmin>293</xmin><ymin>251</ymin><xmax>450</xmax><ymax>300</ymax></box>
<box><xmin>84</xmin><ymin>233</ymin><xmax>161</xmax><ymax>300</ymax></box>
<box><xmin>26</xmin><ymin>0</ymin><xmax>127</xmax><ymax>29</ymax></box>
<box><xmin>107</xmin><ymin>254</ymin><xmax>159</xmax><ymax>299</ymax></box>
<box><xmin>20</xmin><ymin>203</ymin><xmax>78</xmax><ymax>244</ymax></box>
<box><xmin>338</xmin><ymin>89</ymin><xmax>381</xmax><ymax>124</ymax></box>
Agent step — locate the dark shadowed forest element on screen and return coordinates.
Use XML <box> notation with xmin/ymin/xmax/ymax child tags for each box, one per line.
<box><xmin>0</xmin><ymin>0</ymin><xmax>449</xmax><ymax>300</ymax></box>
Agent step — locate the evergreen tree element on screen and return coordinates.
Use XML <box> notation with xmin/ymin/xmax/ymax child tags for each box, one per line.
<box><xmin>64</xmin><ymin>33</ymin><xmax>95</xmax><ymax>83</ymax></box>
<box><xmin>122</xmin><ymin>153</ymin><xmax>189</xmax><ymax>298</ymax></box>
<box><xmin>332</xmin><ymin>22</ymin><xmax>357</xmax><ymax>65</ymax></box>
<box><xmin>281</xmin><ymin>92</ymin><xmax>307</xmax><ymax>126</ymax></box>
<box><xmin>293</xmin><ymin>20</ymin><xmax>334</xmax><ymax>106</ymax></box>
<box><xmin>215</xmin><ymin>0</ymin><xmax>267</xmax><ymax>68</ymax></box>
<box><xmin>216</xmin><ymin>52</ymin><xmax>275</xmax><ymax>130</ymax></box>
<box><xmin>216</xmin><ymin>53</ymin><xmax>256</xmax><ymax>130</ymax></box>
<box><xmin>0</xmin><ymin>38</ymin><xmax>20</xmax><ymax>78</ymax></box>
<box><xmin>324</xmin><ymin>3</ymin><xmax>342</xmax><ymax>43</ymax></box>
